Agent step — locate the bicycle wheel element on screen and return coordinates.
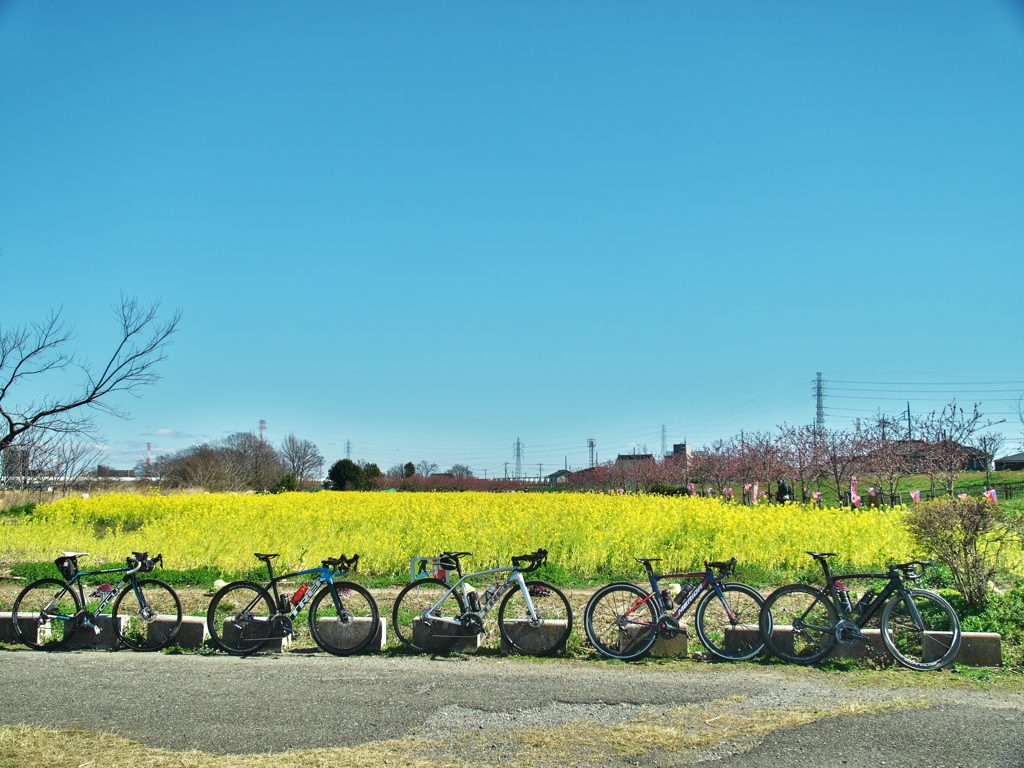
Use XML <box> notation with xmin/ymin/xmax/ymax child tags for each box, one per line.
<box><xmin>111</xmin><ymin>578</ymin><xmax>183</xmax><ymax>651</ymax></box>
<box><xmin>759</xmin><ymin>584</ymin><xmax>837</xmax><ymax>664</ymax></box>
<box><xmin>11</xmin><ymin>578</ymin><xmax>82</xmax><ymax>650</ymax></box>
<box><xmin>880</xmin><ymin>588</ymin><xmax>961</xmax><ymax>671</ymax></box>
<box><xmin>498</xmin><ymin>580</ymin><xmax>573</xmax><ymax>656</ymax></box>
<box><xmin>694</xmin><ymin>583</ymin><xmax>765</xmax><ymax>661</ymax></box>
<box><xmin>391</xmin><ymin>577</ymin><xmax>466</xmax><ymax>652</ymax></box>
<box><xmin>308</xmin><ymin>581</ymin><xmax>380</xmax><ymax>656</ymax></box>
<box><xmin>206</xmin><ymin>581</ymin><xmax>275</xmax><ymax>655</ymax></box>
<box><xmin>583</xmin><ymin>583</ymin><xmax>658</xmax><ymax>660</ymax></box>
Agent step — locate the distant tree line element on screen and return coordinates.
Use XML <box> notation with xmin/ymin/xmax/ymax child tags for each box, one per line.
<box><xmin>565</xmin><ymin>403</ymin><xmax>1005</xmax><ymax>503</ymax></box>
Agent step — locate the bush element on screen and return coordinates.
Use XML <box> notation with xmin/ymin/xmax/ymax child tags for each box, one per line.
<box><xmin>905</xmin><ymin>496</ymin><xmax>1022</xmax><ymax>610</ymax></box>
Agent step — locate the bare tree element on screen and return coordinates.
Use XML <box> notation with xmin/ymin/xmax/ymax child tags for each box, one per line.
<box><xmin>223</xmin><ymin>431</ymin><xmax>284</xmax><ymax>492</ymax></box>
<box><xmin>448</xmin><ymin>464</ymin><xmax>473</xmax><ymax>478</ymax></box>
<box><xmin>815</xmin><ymin>425</ymin><xmax>867</xmax><ymax>505</ymax></box>
<box><xmin>861</xmin><ymin>413</ymin><xmax>917</xmax><ymax>502</ymax></box>
<box><xmin>0</xmin><ymin>296</ymin><xmax>180</xmax><ymax>453</ymax></box>
<box><xmin>917</xmin><ymin>402</ymin><xmax>1002</xmax><ymax>495</ymax></box>
<box><xmin>38</xmin><ymin>435</ymin><xmax>104</xmax><ymax>494</ymax></box>
<box><xmin>415</xmin><ymin>460</ymin><xmax>438</xmax><ymax>477</ymax></box>
<box><xmin>279</xmin><ymin>433</ymin><xmax>324</xmax><ymax>488</ymax></box>
<box><xmin>777</xmin><ymin>423</ymin><xmax>821</xmax><ymax>501</ymax></box>
<box><xmin>975</xmin><ymin>432</ymin><xmax>1004</xmax><ymax>489</ymax></box>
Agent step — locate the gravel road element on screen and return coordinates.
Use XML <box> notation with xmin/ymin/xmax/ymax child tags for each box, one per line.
<box><xmin>1</xmin><ymin>649</ymin><xmax>1022</xmax><ymax>767</ymax></box>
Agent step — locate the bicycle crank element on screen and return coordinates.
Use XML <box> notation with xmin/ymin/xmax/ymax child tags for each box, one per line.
<box><xmin>459</xmin><ymin>612</ymin><xmax>486</xmax><ymax>635</ymax></box>
<box><xmin>835</xmin><ymin>620</ymin><xmax>869</xmax><ymax>646</ymax></box>
<box><xmin>657</xmin><ymin>615</ymin><xmax>684</xmax><ymax>640</ymax></box>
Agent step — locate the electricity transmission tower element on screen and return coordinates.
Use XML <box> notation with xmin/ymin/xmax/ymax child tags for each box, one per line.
<box><xmin>345</xmin><ymin>440</ymin><xmax>352</xmax><ymax>460</ymax></box>
<box><xmin>587</xmin><ymin>438</ymin><xmax>596</xmax><ymax>468</ymax></box>
<box><xmin>815</xmin><ymin>372</ymin><xmax>825</xmax><ymax>430</ymax></box>
<box><xmin>661</xmin><ymin>426</ymin><xmax>667</xmax><ymax>457</ymax></box>
<box><xmin>513</xmin><ymin>438</ymin><xmax>524</xmax><ymax>478</ymax></box>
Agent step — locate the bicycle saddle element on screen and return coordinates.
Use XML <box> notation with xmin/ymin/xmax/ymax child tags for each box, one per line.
<box><xmin>807</xmin><ymin>552</ymin><xmax>838</xmax><ymax>559</ymax></box>
<box><xmin>61</xmin><ymin>551</ymin><xmax>90</xmax><ymax>558</ymax></box>
<box><xmin>633</xmin><ymin>557</ymin><xmax>663</xmax><ymax>564</ymax></box>
<box><xmin>254</xmin><ymin>553</ymin><xmax>280</xmax><ymax>561</ymax></box>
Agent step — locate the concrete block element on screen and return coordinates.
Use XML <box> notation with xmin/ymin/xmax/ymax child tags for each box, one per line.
<box><xmin>220</xmin><ymin>617</ymin><xmax>292</xmax><ymax>653</ymax></box>
<box><xmin>616</xmin><ymin>625</ymin><xmax>688</xmax><ymax>657</ymax></box>
<box><xmin>499</xmin><ymin>619</ymin><xmax>570</xmax><ymax>654</ymax></box>
<box><xmin>722</xmin><ymin>625</ymin><xmax>765</xmax><ymax>657</ymax></box>
<box><xmin>831</xmin><ymin>628</ymin><xmax>889</xmax><ymax>660</ymax></box>
<box><xmin>925</xmin><ymin>631</ymin><xmax>1002</xmax><ymax>667</ymax></box>
<box><xmin>312</xmin><ymin>616</ymin><xmax>385</xmax><ymax>652</ymax></box>
<box><xmin>0</xmin><ymin>611</ymin><xmax>51</xmax><ymax>645</ymax></box>
<box><xmin>412</xmin><ymin>617</ymin><xmax>481</xmax><ymax>652</ymax></box>
<box><xmin>63</xmin><ymin>614</ymin><xmax>128</xmax><ymax>650</ymax></box>
<box><xmin>150</xmin><ymin>615</ymin><xmax>206</xmax><ymax>649</ymax></box>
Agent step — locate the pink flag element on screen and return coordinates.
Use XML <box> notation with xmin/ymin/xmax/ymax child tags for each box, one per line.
<box><xmin>985</xmin><ymin>489</ymin><xmax>998</xmax><ymax>502</ymax></box>
<box><xmin>852</xmin><ymin>494</ymin><xmax>861</xmax><ymax>508</ymax></box>
<box><xmin>812</xmin><ymin>491</ymin><xmax>822</xmax><ymax>502</ymax></box>
<box><xmin>687</xmin><ymin>483</ymin><xmax>695</xmax><ymax>495</ymax></box>
<box><xmin>851</xmin><ymin>476</ymin><xmax>858</xmax><ymax>500</ymax></box>
<box><xmin>725</xmin><ymin>487</ymin><xmax>733</xmax><ymax>497</ymax></box>
<box><xmin>910</xmin><ymin>490</ymin><xmax>921</xmax><ymax>502</ymax></box>
<box><xmin>958</xmin><ymin>493</ymin><xmax>969</xmax><ymax>499</ymax></box>
<box><xmin>751</xmin><ymin>481</ymin><xmax>759</xmax><ymax>503</ymax></box>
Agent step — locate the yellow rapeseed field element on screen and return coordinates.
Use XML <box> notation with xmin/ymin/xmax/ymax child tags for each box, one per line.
<box><xmin>0</xmin><ymin>492</ymin><xmax>921</xmax><ymax>577</ymax></box>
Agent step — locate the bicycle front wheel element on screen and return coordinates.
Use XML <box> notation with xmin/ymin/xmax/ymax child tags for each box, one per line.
<box><xmin>498</xmin><ymin>580</ymin><xmax>572</xmax><ymax>656</ymax></box>
<box><xmin>694</xmin><ymin>583</ymin><xmax>765</xmax><ymax>661</ymax></box>
<box><xmin>391</xmin><ymin>578</ymin><xmax>466</xmax><ymax>652</ymax></box>
<box><xmin>880</xmin><ymin>588</ymin><xmax>961</xmax><ymax>671</ymax></box>
<box><xmin>308</xmin><ymin>582</ymin><xmax>380</xmax><ymax>656</ymax></box>
<box><xmin>759</xmin><ymin>584</ymin><xmax>837</xmax><ymax>664</ymax></box>
<box><xmin>112</xmin><ymin>578</ymin><xmax>183</xmax><ymax>651</ymax></box>
<box><xmin>583</xmin><ymin>583</ymin><xmax>658</xmax><ymax>660</ymax></box>
<box><xmin>206</xmin><ymin>581</ymin><xmax>275</xmax><ymax>655</ymax></box>
<box><xmin>12</xmin><ymin>578</ymin><xmax>82</xmax><ymax>650</ymax></box>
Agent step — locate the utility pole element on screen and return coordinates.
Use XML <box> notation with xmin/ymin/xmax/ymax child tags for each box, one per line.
<box><xmin>815</xmin><ymin>372</ymin><xmax>825</xmax><ymax>430</ymax></box>
<box><xmin>504</xmin><ymin>462</ymin><xmax>509</xmax><ymax>478</ymax></box>
<box><xmin>587</xmin><ymin>438</ymin><xmax>596</xmax><ymax>468</ymax></box>
<box><xmin>905</xmin><ymin>401</ymin><xmax>912</xmax><ymax>440</ymax></box>
<box><xmin>661</xmin><ymin>425</ymin><xmax>667</xmax><ymax>457</ymax></box>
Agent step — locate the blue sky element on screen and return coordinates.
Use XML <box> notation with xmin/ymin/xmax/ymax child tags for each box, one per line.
<box><xmin>2</xmin><ymin>1</ymin><xmax>1024</xmax><ymax>476</ymax></box>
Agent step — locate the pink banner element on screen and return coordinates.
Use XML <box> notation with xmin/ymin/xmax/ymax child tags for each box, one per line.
<box><xmin>751</xmin><ymin>481</ymin><xmax>759</xmax><ymax>503</ymax></box>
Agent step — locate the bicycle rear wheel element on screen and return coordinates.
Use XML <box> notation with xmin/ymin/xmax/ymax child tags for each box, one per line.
<box><xmin>694</xmin><ymin>583</ymin><xmax>765</xmax><ymax>660</ymax></box>
<box><xmin>583</xmin><ymin>583</ymin><xmax>658</xmax><ymax>660</ymax></box>
<box><xmin>206</xmin><ymin>581</ymin><xmax>275</xmax><ymax>655</ymax></box>
<box><xmin>12</xmin><ymin>578</ymin><xmax>82</xmax><ymax>650</ymax></box>
<box><xmin>498</xmin><ymin>580</ymin><xmax>572</xmax><ymax>656</ymax></box>
<box><xmin>308</xmin><ymin>582</ymin><xmax>380</xmax><ymax>656</ymax></box>
<box><xmin>759</xmin><ymin>584</ymin><xmax>837</xmax><ymax>664</ymax></box>
<box><xmin>391</xmin><ymin>577</ymin><xmax>466</xmax><ymax>652</ymax></box>
<box><xmin>112</xmin><ymin>578</ymin><xmax>183</xmax><ymax>651</ymax></box>
<box><xmin>880</xmin><ymin>589</ymin><xmax>961</xmax><ymax>671</ymax></box>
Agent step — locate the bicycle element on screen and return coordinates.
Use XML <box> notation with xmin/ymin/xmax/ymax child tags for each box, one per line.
<box><xmin>758</xmin><ymin>551</ymin><xmax>962</xmax><ymax>671</ymax></box>
<box><xmin>12</xmin><ymin>551</ymin><xmax>182</xmax><ymax>652</ymax></box>
<box><xmin>583</xmin><ymin>557</ymin><xmax>765</xmax><ymax>661</ymax></box>
<box><xmin>391</xmin><ymin>548</ymin><xmax>572</xmax><ymax>656</ymax></box>
<box><xmin>206</xmin><ymin>552</ymin><xmax>379</xmax><ymax>656</ymax></box>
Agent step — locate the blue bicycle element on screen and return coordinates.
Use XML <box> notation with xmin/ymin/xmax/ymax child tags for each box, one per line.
<box><xmin>206</xmin><ymin>553</ymin><xmax>379</xmax><ymax>656</ymax></box>
<box><xmin>12</xmin><ymin>551</ymin><xmax>182</xmax><ymax>651</ymax></box>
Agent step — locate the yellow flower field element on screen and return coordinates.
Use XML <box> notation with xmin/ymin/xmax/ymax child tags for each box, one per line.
<box><xmin>0</xmin><ymin>492</ymin><xmax>922</xmax><ymax>578</ymax></box>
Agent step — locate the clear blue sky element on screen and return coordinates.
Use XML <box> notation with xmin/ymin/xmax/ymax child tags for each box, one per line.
<box><xmin>3</xmin><ymin>1</ymin><xmax>1024</xmax><ymax>476</ymax></box>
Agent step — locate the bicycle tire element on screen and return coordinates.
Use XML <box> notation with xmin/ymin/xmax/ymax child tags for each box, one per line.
<box><xmin>583</xmin><ymin>583</ymin><xmax>658</xmax><ymax>660</ymax></box>
<box><xmin>206</xmin><ymin>581</ymin><xmax>276</xmax><ymax>655</ymax></box>
<box><xmin>497</xmin><ymin>580</ymin><xmax>573</xmax><ymax>656</ymax></box>
<box><xmin>308</xmin><ymin>581</ymin><xmax>380</xmax><ymax>656</ymax></box>
<box><xmin>112</xmin><ymin>578</ymin><xmax>183</xmax><ymax>651</ymax></box>
<box><xmin>11</xmin><ymin>578</ymin><xmax>82</xmax><ymax>651</ymax></box>
<box><xmin>759</xmin><ymin>584</ymin><xmax>838</xmax><ymax>664</ymax></box>
<box><xmin>880</xmin><ymin>588</ymin><xmax>961</xmax><ymax>671</ymax></box>
<box><xmin>391</xmin><ymin>577</ymin><xmax>466</xmax><ymax>653</ymax></box>
<box><xmin>694</xmin><ymin>582</ymin><xmax>765</xmax><ymax>661</ymax></box>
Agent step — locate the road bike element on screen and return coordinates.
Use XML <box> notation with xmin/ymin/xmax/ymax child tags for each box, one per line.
<box><xmin>12</xmin><ymin>551</ymin><xmax>182</xmax><ymax>651</ymax></box>
<box><xmin>583</xmin><ymin>557</ymin><xmax>765</xmax><ymax>661</ymax></box>
<box><xmin>758</xmin><ymin>551</ymin><xmax>962</xmax><ymax>671</ymax></box>
<box><xmin>206</xmin><ymin>552</ymin><xmax>379</xmax><ymax>656</ymax></box>
<box><xmin>391</xmin><ymin>548</ymin><xmax>572</xmax><ymax>655</ymax></box>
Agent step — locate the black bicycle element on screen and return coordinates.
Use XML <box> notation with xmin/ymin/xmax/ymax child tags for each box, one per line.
<box><xmin>12</xmin><ymin>551</ymin><xmax>182</xmax><ymax>651</ymax></box>
<box><xmin>758</xmin><ymin>552</ymin><xmax>962</xmax><ymax>671</ymax></box>
<box><xmin>584</xmin><ymin>557</ymin><xmax>765</xmax><ymax>661</ymax></box>
<box><xmin>206</xmin><ymin>552</ymin><xmax>379</xmax><ymax>656</ymax></box>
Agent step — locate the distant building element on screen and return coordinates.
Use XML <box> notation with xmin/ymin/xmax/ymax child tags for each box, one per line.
<box><xmin>546</xmin><ymin>469</ymin><xmax>571</xmax><ymax>487</ymax></box>
<box><xmin>995</xmin><ymin>452</ymin><xmax>1024</xmax><ymax>471</ymax></box>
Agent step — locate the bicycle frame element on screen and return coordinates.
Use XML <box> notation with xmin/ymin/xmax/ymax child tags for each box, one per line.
<box><xmin>624</xmin><ymin>561</ymin><xmax>735</xmax><ymax>628</ymax></box>
<box><xmin>51</xmin><ymin>561</ymin><xmax>144</xmax><ymax>625</ymax></box>
<box><xmin>420</xmin><ymin>565</ymin><xmax>538</xmax><ymax>629</ymax></box>
<box><xmin>808</xmin><ymin>555</ymin><xmax>928</xmax><ymax>636</ymax></box>
<box><xmin>257</xmin><ymin>561</ymin><xmax>352</xmax><ymax>626</ymax></box>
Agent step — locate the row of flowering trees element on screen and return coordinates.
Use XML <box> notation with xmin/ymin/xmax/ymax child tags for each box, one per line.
<box><xmin>563</xmin><ymin>404</ymin><xmax>1004</xmax><ymax>502</ymax></box>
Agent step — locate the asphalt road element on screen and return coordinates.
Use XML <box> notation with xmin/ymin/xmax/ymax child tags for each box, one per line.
<box><xmin>1</xmin><ymin>649</ymin><xmax>1021</xmax><ymax>767</ymax></box>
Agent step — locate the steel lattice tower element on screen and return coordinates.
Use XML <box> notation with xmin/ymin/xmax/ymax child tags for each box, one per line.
<box><xmin>513</xmin><ymin>438</ymin><xmax>524</xmax><ymax>479</ymax></box>
<box><xmin>587</xmin><ymin>438</ymin><xmax>596</xmax><ymax>468</ymax></box>
<box><xmin>815</xmin><ymin>372</ymin><xmax>825</xmax><ymax>430</ymax></box>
